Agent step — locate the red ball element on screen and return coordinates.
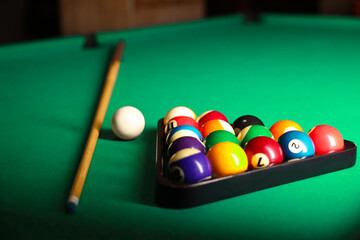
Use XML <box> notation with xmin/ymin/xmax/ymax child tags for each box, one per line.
<box><xmin>308</xmin><ymin>125</ymin><xmax>344</xmax><ymax>155</ymax></box>
<box><xmin>244</xmin><ymin>136</ymin><xmax>283</xmax><ymax>169</ymax></box>
<box><xmin>164</xmin><ymin>116</ymin><xmax>199</xmax><ymax>135</ymax></box>
<box><xmin>197</xmin><ymin>110</ymin><xmax>228</xmax><ymax>128</ymax></box>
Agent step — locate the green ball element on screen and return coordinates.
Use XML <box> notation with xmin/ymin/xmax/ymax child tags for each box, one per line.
<box><xmin>204</xmin><ymin>130</ymin><xmax>240</xmax><ymax>150</ymax></box>
<box><xmin>238</xmin><ymin>125</ymin><xmax>273</xmax><ymax>148</ymax></box>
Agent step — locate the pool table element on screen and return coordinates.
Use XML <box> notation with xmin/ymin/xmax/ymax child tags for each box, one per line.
<box><xmin>1</xmin><ymin>14</ymin><xmax>360</xmax><ymax>240</ymax></box>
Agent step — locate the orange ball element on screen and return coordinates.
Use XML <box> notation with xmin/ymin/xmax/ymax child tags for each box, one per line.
<box><xmin>200</xmin><ymin>119</ymin><xmax>234</xmax><ymax>139</ymax></box>
<box><xmin>206</xmin><ymin>142</ymin><xmax>248</xmax><ymax>178</ymax></box>
<box><xmin>269</xmin><ymin>120</ymin><xmax>303</xmax><ymax>141</ymax></box>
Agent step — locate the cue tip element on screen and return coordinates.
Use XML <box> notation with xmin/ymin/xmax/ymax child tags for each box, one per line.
<box><xmin>66</xmin><ymin>196</ymin><xmax>79</xmax><ymax>214</ymax></box>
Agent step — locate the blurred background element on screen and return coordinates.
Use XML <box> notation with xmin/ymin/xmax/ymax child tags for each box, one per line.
<box><xmin>0</xmin><ymin>0</ymin><xmax>359</xmax><ymax>45</ymax></box>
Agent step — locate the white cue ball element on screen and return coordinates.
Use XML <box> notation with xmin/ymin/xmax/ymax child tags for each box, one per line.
<box><xmin>111</xmin><ymin>106</ymin><xmax>145</xmax><ymax>140</ymax></box>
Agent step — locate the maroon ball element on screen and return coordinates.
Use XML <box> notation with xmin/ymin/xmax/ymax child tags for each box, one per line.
<box><xmin>244</xmin><ymin>136</ymin><xmax>283</xmax><ymax>169</ymax></box>
<box><xmin>167</xmin><ymin>136</ymin><xmax>206</xmax><ymax>158</ymax></box>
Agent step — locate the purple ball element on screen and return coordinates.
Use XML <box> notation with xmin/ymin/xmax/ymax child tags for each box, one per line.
<box><xmin>168</xmin><ymin>151</ymin><xmax>212</xmax><ymax>184</ymax></box>
<box><xmin>167</xmin><ymin>136</ymin><xmax>206</xmax><ymax>158</ymax></box>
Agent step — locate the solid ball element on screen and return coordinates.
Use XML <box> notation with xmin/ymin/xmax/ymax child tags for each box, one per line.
<box><xmin>204</xmin><ymin>130</ymin><xmax>239</xmax><ymax>150</ymax></box>
<box><xmin>278</xmin><ymin>131</ymin><xmax>315</xmax><ymax>161</ymax></box>
<box><xmin>168</xmin><ymin>149</ymin><xmax>212</xmax><ymax>184</ymax></box>
<box><xmin>164</xmin><ymin>116</ymin><xmax>199</xmax><ymax>135</ymax></box>
<box><xmin>238</xmin><ymin>125</ymin><xmax>273</xmax><ymax>148</ymax></box>
<box><xmin>308</xmin><ymin>125</ymin><xmax>344</xmax><ymax>155</ymax></box>
<box><xmin>206</xmin><ymin>142</ymin><xmax>248</xmax><ymax>178</ymax></box>
<box><xmin>111</xmin><ymin>106</ymin><xmax>145</xmax><ymax>140</ymax></box>
<box><xmin>164</xmin><ymin>106</ymin><xmax>196</xmax><ymax>125</ymax></box>
<box><xmin>196</xmin><ymin>110</ymin><xmax>228</xmax><ymax>128</ymax></box>
<box><xmin>200</xmin><ymin>119</ymin><xmax>234</xmax><ymax>139</ymax></box>
<box><xmin>166</xmin><ymin>125</ymin><xmax>203</xmax><ymax>145</ymax></box>
<box><xmin>270</xmin><ymin>120</ymin><xmax>304</xmax><ymax>141</ymax></box>
<box><xmin>244</xmin><ymin>136</ymin><xmax>283</xmax><ymax>169</ymax></box>
<box><xmin>232</xmin><ymin>115</ymin><xmax>264</xmax><ymax>137</ymax></box>
<box><xmin>167</xmin><ymin>136</ymin><xmax>206</xmax><ymax>158</ymax></box>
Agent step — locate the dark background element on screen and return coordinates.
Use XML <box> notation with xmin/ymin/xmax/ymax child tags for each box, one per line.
<box><xmin>0</xmin><ymin>0</ymin><xmax>359</xmax><ymax>45</ymax></box>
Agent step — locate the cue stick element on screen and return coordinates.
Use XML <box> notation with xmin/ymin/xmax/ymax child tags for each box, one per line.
<box><xmin>66</xmin><ymin>41</ymin><xmax>125</xmax><ymax>213</ymax></box>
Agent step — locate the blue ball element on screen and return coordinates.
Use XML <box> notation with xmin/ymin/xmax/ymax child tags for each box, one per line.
<box><xmin>166</xmin><ymin>125</ymin><xmax>203</xmax><ymax>144</ymax></box>
<box><xmin>278</xmin><ymin>131</ymin><xmax>315</xmax><ymax>161</ymax></box>
<box><xmin>168</xmin><ymin>149</ymin><xmax>212</xmax><ymax>184</ymax></box>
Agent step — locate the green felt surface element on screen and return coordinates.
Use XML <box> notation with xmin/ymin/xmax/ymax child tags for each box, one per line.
<box><xmin>1</xmin><ymin>14</ymin><xmax>360</xmax><ymax>239</ymax></box>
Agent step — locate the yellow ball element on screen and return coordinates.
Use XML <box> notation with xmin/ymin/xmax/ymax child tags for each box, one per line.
<box><xmin>206</xmin><ymin>142</ymin><xmax>248</xmax><ymax>178</ymax></box>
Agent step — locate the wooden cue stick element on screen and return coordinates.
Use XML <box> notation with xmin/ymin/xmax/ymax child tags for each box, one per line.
<box><xmin>66</xmin><ymin>41</ymin><xmax>125</xmax><ymax>213</ymax></box>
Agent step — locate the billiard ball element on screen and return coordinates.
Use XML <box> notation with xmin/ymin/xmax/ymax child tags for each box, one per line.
<box><xmin>238</xmin><ymin>125</ymin><xmax>273</xmax><ymax>148</ymax></box>
<box><xmin>167</xmin><ymin>136</ymin><xmax>206</xmax><ymax>158</ymax></box>
<box><xmin>232</xmin><ymin>115</ymin><xmax>264</xmax><ymax>136</ymax></box>
<box><xmin>200</xmin><ymin>119</ymin><xmax>234</xmax><ymax>139</ymax></box>
<box><xmin>111</xmin><ymin>106</ymin><xmax>145</xmax><ymax>140</ymax></box>
<box><xmin>269</xmin><ymin>120</ymin><xmax>303</xmax><ymax>141</ymax></box>
<box><xmin>164</xmin><ymin>106</ymin><xmax>196</xmax><ymax>125</ymax></box>
<box><xmin>308</xmin><ymin>125</ymin><xmax>344</xmax><ymax>155</ymax></box>
<box><xmin>203</xmin><ymin>130</ymin><xmax>239</xmax><ymax>150</ymax></box>
<box><xmin>196</xmin><ymin>110</ymin><xmax>228</xmax><ymax>128</ymax></box>
<box><xmin>206</xmin><ymin>142</ymin><xmax>248</xmax><ymax>178</ymax></box>
<box><xmin>164</xmin><ymin>116</ymin><xmax>199</xmax><ymax>135</ymax></box>
<box><xmin>168</xmin><ymin>149</ymin><xmax>212</xmax><ymax>183</ymax></box>
<box><xmin>166</xmin><ymin>125</ymin><xmax>203</xmax><ymax>144</ymax></box>
<box><xmin>277</xmin><ymin>131</ymin><xmax>315</xmax><ymax>161</ymax></box>
<box><xmin>244</xmin><ymin>136</ymin><xmax>283</xmax><ymax>169</ymax></box>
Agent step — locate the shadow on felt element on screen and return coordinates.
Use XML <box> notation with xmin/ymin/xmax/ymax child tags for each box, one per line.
<box><xmin>99</xmin><ymin>129</ymin><xmax>121</xmax><ymax>141</ymax></box>
<box><xmin>137</xmin><ymin>128</ymin><xmax>157</xmax><ymax>206</ymax></box>
<box><xmin>99</xmin><ymin>127</ymin><xmax>157</xmax><ymax>207</ymax></box>
<box><xmin>61</xmin><ymin>124</ymin><xmax>157</xmax><ymax>211</ymax></box>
